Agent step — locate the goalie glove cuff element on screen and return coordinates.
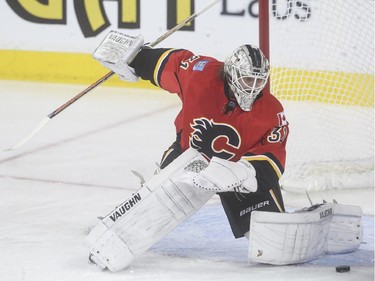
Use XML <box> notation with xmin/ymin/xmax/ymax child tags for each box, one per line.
<box><xmin>118</xmin><ymin>65</ymin><xmax>139</xmax><ymax>82</ymax></box>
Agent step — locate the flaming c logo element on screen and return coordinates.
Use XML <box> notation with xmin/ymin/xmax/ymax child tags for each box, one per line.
<box><xmin>190</xmin><ymin>118</ymin><xmax>241</xmax><ymax>160</ymax></box>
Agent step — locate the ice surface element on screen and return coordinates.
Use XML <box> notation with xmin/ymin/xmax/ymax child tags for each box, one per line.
<box><xmin>0</xmin><ymin>81</ymin><xmax>373</xmax><ymax>281</ymax></box>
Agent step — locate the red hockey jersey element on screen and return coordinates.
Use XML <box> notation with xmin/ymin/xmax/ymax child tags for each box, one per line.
<box><xmin>131</xmin><ymin>48</ymin><xmax>289</xmax><ymax>235</ymax></box>
<box><xmin>133</xmin><ymin>49</ymin><xmax>288</xmax><ymax>169</ymax></box>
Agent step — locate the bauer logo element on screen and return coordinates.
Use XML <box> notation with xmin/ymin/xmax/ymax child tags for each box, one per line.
<box><xmin>239</xmin><ymin>200</ymin><xmax>270</xmax><ymax>216</ymax></box>
<box><xmin>108</xmin><ymin>193</ymin><xmax>142</xmax><ymax>222</ymax></box>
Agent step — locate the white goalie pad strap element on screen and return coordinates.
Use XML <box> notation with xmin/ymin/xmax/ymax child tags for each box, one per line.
<box><xmin>93</xmin><ymin>30</ymin><xmax>144</xmax><ymax>82</ymax></box>
<box><xmin>327</xmin><ymin>203</ymin><xmax>363</xmax><ymax>254</ymax></box>
<box><xmin>84</xmin><ymin>222</ymin><xmax>134</xmax><ymax>271</ymax></box>
<box><xmin>248</xmin><ymin>203</ymin><xmax>363</xmax><ymax>265</ymax></box>
<box><xmin>83</xmin><ymin>148</ymin><xmax>215</xmax><ymax>272</ymax></box>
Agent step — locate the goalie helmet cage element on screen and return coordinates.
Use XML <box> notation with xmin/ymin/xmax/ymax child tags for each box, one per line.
<box><xmin>259</xmin><ymin>0</ymin><xmax>374</xmax><ymax>192</ymax></box>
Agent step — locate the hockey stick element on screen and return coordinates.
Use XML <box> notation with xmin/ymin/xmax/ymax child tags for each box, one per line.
<box><xmin>6</xmin><ymin>0</ymin><xmax>221</xmax><ymax>151</ymax></box>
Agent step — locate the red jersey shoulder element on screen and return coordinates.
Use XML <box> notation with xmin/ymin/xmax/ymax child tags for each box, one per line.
<box><xmin>180</xmin><ymin>55</ymin><xmax>221</xmax><ymax>71</ymax></box>
<box><xmin>266</xmin><ymin>93</ymin><xmax>288</xmax><ymax>128</ymax></box>
<box><xmin>164</xmin><ymin>50</ymin><xmax>222</xmax><ymax>76</ymax></box>
<box><xmin>257</xmin><ymin>93</ymin><xmax>289</xmax><ymax>145</ymax></box>
<box><xmin>160</xmin><ymin>51</ymin><xmax>224</xmax><ymax>97</ymax></box>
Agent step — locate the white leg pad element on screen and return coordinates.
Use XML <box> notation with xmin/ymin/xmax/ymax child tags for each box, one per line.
<box><xmin>83</xmin><ymin>148</ymin><xmax>215</xmax><ymax>272</ymax></box>
<box><xmin>85</xmin><ymin>221</ymin><xmax>134</xmax><ymax>270</ymax></box>
<box><xmin>248</xmin><ymin>203</ymin><xmax>363</xmax><ymax>265</ymax></box>
<box><xmin>327</xmin><ymin>203</ymin><xmax>363</xmax><ymax>254</ymax></box>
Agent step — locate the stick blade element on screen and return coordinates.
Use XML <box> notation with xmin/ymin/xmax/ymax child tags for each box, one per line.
<box><xmin>5</xmin><ymin>117</ymin><xmax>51</xmax><ymax>151</ymax></box>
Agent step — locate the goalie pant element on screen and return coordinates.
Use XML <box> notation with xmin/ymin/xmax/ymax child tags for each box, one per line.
<box><xmin>83</xmin><ymin>148</ymin><xmax>215</xmax><ymax>272</ymax></box>
<box><xmin>248</xmin><ymin>202</ymin><xmax>363</xmax><ymax>265</ymax></box>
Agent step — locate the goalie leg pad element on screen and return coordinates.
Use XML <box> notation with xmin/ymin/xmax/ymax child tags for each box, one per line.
<box><xmin>83</xmin><ymin>148</ymin><xmax>215</xmax><ymax>272</ymax></box>
<box><xmin>248</xmin><ymin>203</ymin><xmax>363</xmax><ymax>265</ymax></box>
<box><xmin>327</xmin><ymin>203</ymin><xmax>363</xmax><ymax>254</ymax></box>
<box><xmin>85</xmin><ymin>222</ymin><xmax>134</xmax><ymax>271</ymax></box>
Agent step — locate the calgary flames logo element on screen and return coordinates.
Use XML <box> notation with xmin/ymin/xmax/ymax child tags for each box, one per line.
<box><xmin>190</xmin><ymin>118</ymin><xmax>241</xmax><ymax>160</ymax></box>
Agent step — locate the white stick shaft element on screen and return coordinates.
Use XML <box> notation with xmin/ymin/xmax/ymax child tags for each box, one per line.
<box><xmin>5</xmin><ymin>117</ymin><xmax>51</xmax><ymax>151</ymax></box>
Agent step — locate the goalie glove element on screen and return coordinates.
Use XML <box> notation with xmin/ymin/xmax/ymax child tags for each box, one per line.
<box><xmin>193</xmin><ymin>157</ymin><xmax>257</xmax><ymax>193</ymax></box>
<box><xmin>93</xmin><ymin>31</ymin><xmax>144</xmax><ymax>82</ymax></box>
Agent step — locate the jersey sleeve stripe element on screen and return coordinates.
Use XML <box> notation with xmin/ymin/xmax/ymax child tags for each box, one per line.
<box><xmin>241</xmin><ymin>155</ymin><xmax>282</xmax><ymax>179</ymax></box>
<box><xmin>153</xmin><ymin>49</ymin><xmax>177</xmax><ymax>87</ymax></box>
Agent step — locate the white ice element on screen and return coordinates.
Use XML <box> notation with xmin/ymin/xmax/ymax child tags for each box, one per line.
<box><xmin>0</xmin><ymin>81</ymin><xmax>373</xmax><ymax>281</ymax></box>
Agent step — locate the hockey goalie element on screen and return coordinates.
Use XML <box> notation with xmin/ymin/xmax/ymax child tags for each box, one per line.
<box><xmin>83</xmin><ymin>31</ymin><xmax>363</xmax><ymax>272</ymax></box>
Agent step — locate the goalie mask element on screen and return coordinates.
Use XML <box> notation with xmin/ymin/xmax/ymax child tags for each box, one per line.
<box><xmin>224</xmin><ymin>45</ymin><xmax>270</xmax><ymax>111</ymax></box>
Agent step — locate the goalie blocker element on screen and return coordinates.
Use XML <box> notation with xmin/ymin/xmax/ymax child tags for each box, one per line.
<box><xmin>83</xmin><ymin>148</ymin><xmax>215</xmax><ymax>272</ymax></box>
<box><xmin>248</xmin><ymin>202</ymin><xmax>363</xmax><ymax>265</ymax></box>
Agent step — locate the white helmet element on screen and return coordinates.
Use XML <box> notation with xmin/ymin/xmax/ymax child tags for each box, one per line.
<box><xmin>224</xmin><ymin>45</ymin><xmax>270</xmax><ymax>111</ymax></box>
